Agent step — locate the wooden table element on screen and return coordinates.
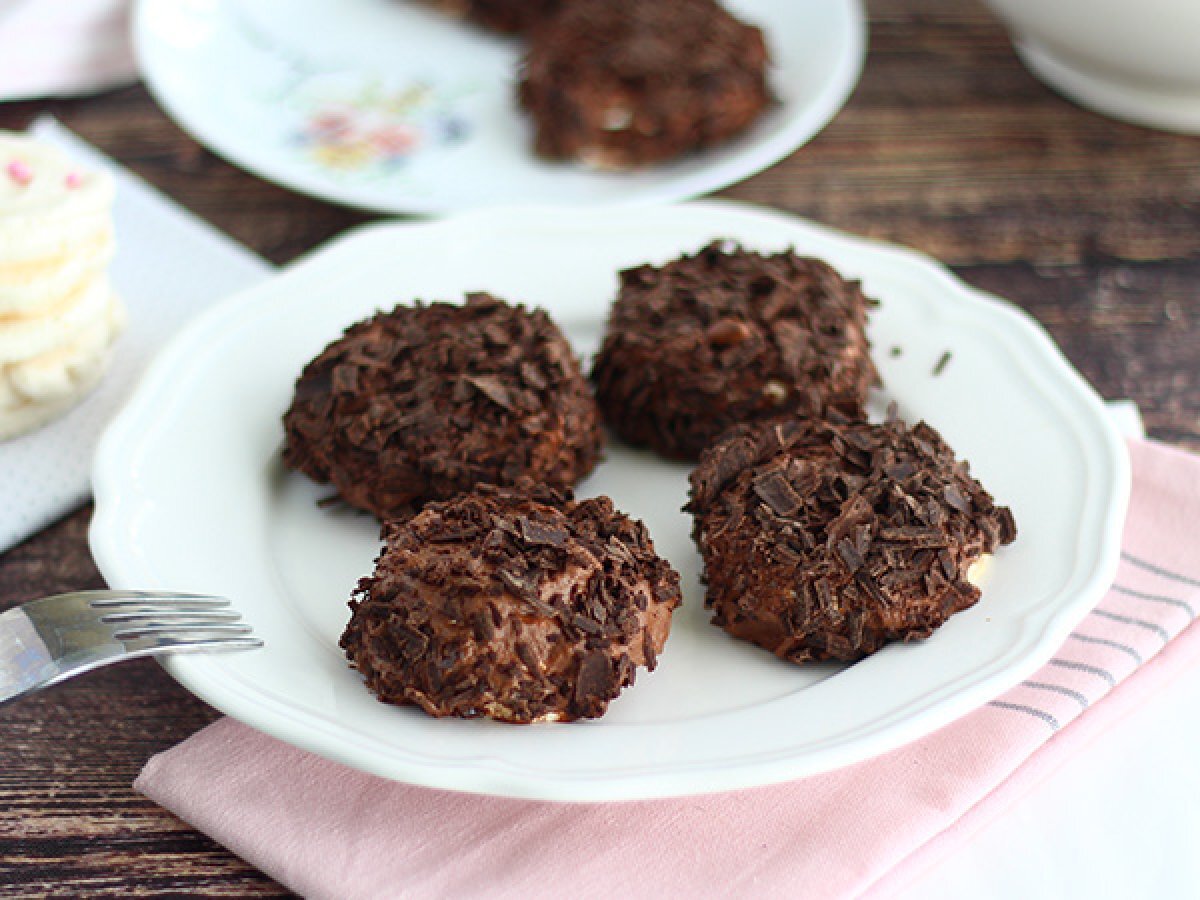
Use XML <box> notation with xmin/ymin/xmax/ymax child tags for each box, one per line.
<box><xmin>1</xmin><ymin>1</ymin><xmax>1197</xmax><ymax>894</ymax></box>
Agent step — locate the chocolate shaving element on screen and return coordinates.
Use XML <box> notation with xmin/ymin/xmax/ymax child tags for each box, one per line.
<box><xmin>573</xmin><ymin>652</ymin><xmax>614</xmax><ymax>714</ymax></box>
<box><xmin>642</xmin><ymin>628</ymin><xmax>658</xmax><ymax>670</ymax></box>
<box><xmin>996</xmin><ymin>507</ymin><xmax>1018</xmax><ymax>544</ymax></box>
<box><xmin>753</xmin><ymin>470</ymin><xmax>804</xmax><ymax>517</ymax></box>
<box><xmin>855</xmin><ymin>570</ymin><xmax>888</xmax><ymax>606</ymax></box>
<box><xmin>499</xmin><ymin>568</ymin><xmax>536</xmax><ymax>599</ymax></box>
<box><xmin>878</xmin><ymin>526</ymin><xmax>950</xmax><ymax>548</ymax></box>
<box><xmin>470</xmin><ymin>610</ymin><xmax>496</xmax><ymax>643</ymax></box>
<box><xmin>515</xmin><ymin>640</ymin><xmax>541</xmax><ymax>673</ymax></box>
<box><xmin>570</xmin><ymin>614</ymin><xmax>604</xmax><ymax>636</ymax></box>
<box><xmin>519</xmin><ymin>361</ymin><xmax>548</xmax><ymax>391</ymax></box>
<box><xmin>419</xmin><ymin>0</ymin><xmax>566</xmax><ymax>34</ymax></box>
<box><xmin>938</xmin><ymin>548</ymin><xmax>958</xmax><ymax>580</ymax></box>
<box><xmin>943</xmin><ymin>483</ymin><xmax>971</xmax><ymax>513</ymax></box>
<box><xmin>517</xmin><ymin>516</ymin><xmax>570</xmax><ymax>548</ymax></box>
<box><xmin>711</xmin><ymin>436</ymin><xmax>758</xmax><ymax>494</ymax></box>
<box><xmin>464</xmin><ymin>374</ymin><xmax>514</xmax><ymax>410</ymax></box>
<box><xmin>520</xmin><ymin>594</ymin><xmax>558</xmax><ymax>619</ymax></box>
<box><xmin>836</xmin><ymin>538</ymin><xmax>864</xmax><ymax>573</ymax></box>
<box><xmin>814</xmin><ymin>577</ymin><xmax>834</xmax><ymax>611</ymax></box>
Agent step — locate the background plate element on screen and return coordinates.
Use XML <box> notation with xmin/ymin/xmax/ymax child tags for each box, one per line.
<box><xmin>133</xmin><ymin>0</ymin><xmax>865</xmax><ymax>214</ymax></box>
<box><xmin>90</xmin><ymin>202</ymin><xmax>1129</xmax><ymax>801</ymax></box>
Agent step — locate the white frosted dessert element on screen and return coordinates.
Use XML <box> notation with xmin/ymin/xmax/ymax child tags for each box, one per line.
<box><xmin>0</xmin><ymin>133</ymin><xmax>123</xmax><ymax>440</ymax></box>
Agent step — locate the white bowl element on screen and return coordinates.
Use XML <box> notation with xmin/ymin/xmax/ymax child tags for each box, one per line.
<box><xmin>982</xmin><ymin>0</ymin><xmax>1200</xmax><ymax>133</ymax></box>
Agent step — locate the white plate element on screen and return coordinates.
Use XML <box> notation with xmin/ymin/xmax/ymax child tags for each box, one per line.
<box><xmin>90</xmin><ymin>202</ymin><xmax>1129</xmax><ymax>801</ymax></box>
<box><xmin>132</xmin><ymin>0</ymin><xmax>865</xmax><ymax>214</ymax></box>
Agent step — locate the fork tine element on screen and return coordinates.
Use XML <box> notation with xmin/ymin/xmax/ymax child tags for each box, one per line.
<box><xmin>119</xmin><ymin>634</ymin><xmax>264</xmax><ymax>654</ymax></box>
<box><xmin>99</xmin><ymin>608</ymin><xmax>243</xmax><ymax>624</ymax></box>
<box><xmin>81</xmin><ymin>590</ymin><xmax>228</xmax><ymax>601</ymax></box>
<box><xmin>112</xmin><ymin>622</ymin><xmax>255</xmax><ymax>641</ymax></box>
<box><xmin>3</xmin><ymin>592</ymin><xmax>263</xmax><ymax>705</ymax></box>
<box><xmin>87</xmin><ymin>593</ymin><xmax>229</xmax><ymax>610</ymax></box>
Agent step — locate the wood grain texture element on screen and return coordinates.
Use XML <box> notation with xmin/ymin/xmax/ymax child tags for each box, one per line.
<box><xmin>0</xmin><ymin>0</ymin><xmax>1196</xmax><ymax>894</ymax></box>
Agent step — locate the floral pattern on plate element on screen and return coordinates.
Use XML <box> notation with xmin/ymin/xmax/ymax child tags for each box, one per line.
<box><xmin>286</xmin><ymin>76</ymin><xmax>474</xmax><ymax>177</ymax></box>
<box><xmin>137</xmin><ymin>0</ymin><xmax>866</xmax><ymax>212</ymax></box>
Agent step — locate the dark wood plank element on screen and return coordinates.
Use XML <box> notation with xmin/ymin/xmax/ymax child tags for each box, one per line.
<box><xmin>0</xmin><ymin>510</ymin><xmax>287</xmax><ymax>896</ymax></box>
<box><xmin>960</xmin><ymin>259</ymin><xmax>1200</xmax><ymax>450</ymax></box>
<box><xmin>0</xmin><ymin>0</ymin><xmax>1197</xmax><ymax>894</ymax></box>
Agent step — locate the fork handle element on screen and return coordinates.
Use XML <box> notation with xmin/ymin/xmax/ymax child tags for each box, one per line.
<box><xmin>0</xmin><ymin>607</ymin><xmax>67</xmax><ymax>705</ymax></box>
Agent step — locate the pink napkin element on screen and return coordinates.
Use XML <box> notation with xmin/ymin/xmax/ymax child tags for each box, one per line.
<box><xmin>0</xmin><ymin>0</ymin><xmax>137</xmax><ymax>102</ymax></box>
<box><xmin>136</xmin><ymin>438</ymin><xmax>1200</xmax><ymax>899</ymax></box>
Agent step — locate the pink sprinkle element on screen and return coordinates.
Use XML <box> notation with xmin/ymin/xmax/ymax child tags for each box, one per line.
<box><xmin>65</xmin><ymin>171</ymin><xmax>83</xmax><ymax>189</ymax></box>
<box><xmin>6</xmin><ymin>160</ymin><xmax>33</xmax><ymax>186</ymax></box>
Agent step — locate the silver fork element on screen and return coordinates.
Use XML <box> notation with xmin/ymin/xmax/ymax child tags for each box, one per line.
<box><xmin>0</xmin><ymin>590</ymin><xmax>262</xmax><ymax>706</ymax></box>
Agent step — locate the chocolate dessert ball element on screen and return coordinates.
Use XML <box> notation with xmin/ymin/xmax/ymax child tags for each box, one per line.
<box><xmin>592</xmin><ymin>242</ymin><xmax>878</xmax><ymax>460</ymax></box>
<box><xmin>340</xmin><ymin>484</ymin><xmax>682</xmax><ymax>722</ymax></box>
<box><xmin>688</xmin><ymin>411</ymin><xmax>1017</xmax><ymax>663</ymax></box>
<box><xmin>518</xmin><ymin>0</ymin><xmax>771</xmax><ymax>168</ymax></box>
<box><xmin>283</xmin><ymin>294</ymin><xmax>603</xmax><ymax>519</ymax></box>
